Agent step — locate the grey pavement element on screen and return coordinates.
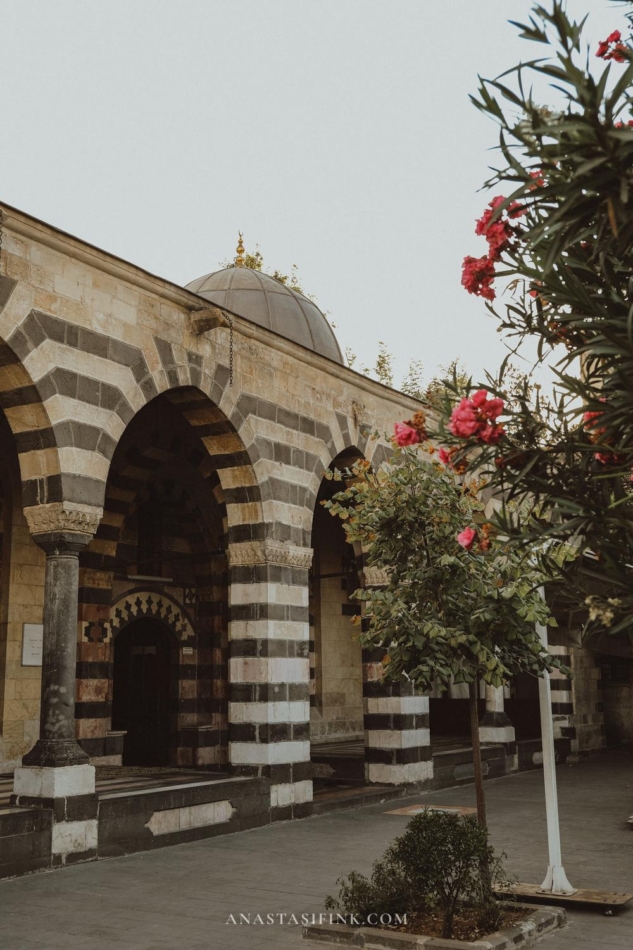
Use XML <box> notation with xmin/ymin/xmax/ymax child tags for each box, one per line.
<box><xmin>0</xmin><ymin>751</ymin><xmax>632</xmax><ymax>950</ymax></box>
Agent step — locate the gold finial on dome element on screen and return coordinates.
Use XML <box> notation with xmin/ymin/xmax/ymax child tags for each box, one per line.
<box><xmin>235</xmin><ymin>232</ymin><xmax>245</xmax><ymax>267</ymax></box>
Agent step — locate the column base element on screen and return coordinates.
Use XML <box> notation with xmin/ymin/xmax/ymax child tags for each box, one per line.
<box><xmin>22</xmin><ymin>738</ymin><xmax>90</xmax><ymax>768</ymax></box>
<box><xmin>366</xmin><ymin>760</ymin><xmax>433</xmax><ymax>785</ymax></box>
<box><xmin>479</xmin><ymin>725</ymin><xmax>516</xmax><ymax>744</ymax></box>
<box><xmin>479</xmin><ymin>710</ymin><xmax>515</xmax><ymax>745</ymax></box>
<box><xmin>13</xmin><ymin>763</ymin><xmax>95</xmax><ymax>800</ymax></box>
<box><xmin>11</xmin><ymin>764</ymin><xmax>98</xmax><ymax>866</ymax></box>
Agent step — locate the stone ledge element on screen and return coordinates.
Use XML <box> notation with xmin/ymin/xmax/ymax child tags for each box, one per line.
<box><xmin>302</xmin><ymin>903</ymin><xmax>566</xmax><ymax>949</ymax></box>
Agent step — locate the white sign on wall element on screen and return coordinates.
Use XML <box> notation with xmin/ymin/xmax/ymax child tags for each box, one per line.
<box><xmin>21</xmin><ymin>623</ymin><xmax>44</xmax><ymax>667</ymax></box>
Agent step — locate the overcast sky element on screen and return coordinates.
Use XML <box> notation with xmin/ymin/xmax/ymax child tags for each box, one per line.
<box><xmin>0</xmin><ymin>1</ymin><xmax>620</xmax><ymax>388</ymax></box>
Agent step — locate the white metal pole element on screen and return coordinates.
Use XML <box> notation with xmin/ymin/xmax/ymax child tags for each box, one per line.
<box><xmin>535</xmin><ymin>587</ymin><xmax>576</xmax><ymax>895</ymax></box>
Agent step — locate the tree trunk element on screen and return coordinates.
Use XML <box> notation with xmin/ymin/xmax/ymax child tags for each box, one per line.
<box><xmin>469</xmin><ymin>678</ymin><xmax>487</xmax><ymax>827</ymax></box>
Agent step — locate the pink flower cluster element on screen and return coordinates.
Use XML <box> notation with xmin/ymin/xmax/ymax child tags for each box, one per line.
<box><xmin>449</xmin><ymin>389</ymin><xmax>505</xmax><ymax>445</ymax></box>
<box><xmin>457</xmin><ymin>523</ymin><xmax>492</xmax><ymax>553</ymax></box>
<box><xmin>596</xmin><ymin>30</ymin><xmax>628</xmax><ymax>62</ymax></box>
<box><xmin>457</xmin><ymin>527</ymin><xmax>477</xmax><ymax>550</ymax></box>
<box><xmin>462</xmin><ymin>196</ymin><xmax>524</xmax><ymax>300</ymax></box>
<box><xmin>475</xmin><ymin>196</ymin><xmax>523</xmax><ymax>259</ymax></box>
<box><xmin>461</xmin><ymin>255</ymin><xmax>496</xmax><ymax>300</ymax></box>
<box><xmin>393</xmin><ymin>411</ymin><xmax>428</xmax><ymax>448</ymax></box>
<box><xmin>394</xmin><ymin>422</ymin><xmax>420</xmax><ymax>446</ymax></box>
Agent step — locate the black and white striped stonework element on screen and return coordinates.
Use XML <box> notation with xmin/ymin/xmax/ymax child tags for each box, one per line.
<box><xmin>228</xmin><ymin>551</ymin><xmax>313</xmax><ymax>820</ymax></box>
<box><xmin>548</xmin><ymin>644</ymin><xmax>577</xmax><ymax>754</ymax></box>
<box><xmin>357</xmin><ymin>566</ymin><xmax>433</xmax><ymax>787</ymax></box>
<box><xmin>0</xmin><ymin>209</ymin><xmax>428</xmax><ymax>810</ymax></box>
<box><xmin>362</xmin><ymin>647</ymin><xmax>432</xmax><ymax>786</ymax></box>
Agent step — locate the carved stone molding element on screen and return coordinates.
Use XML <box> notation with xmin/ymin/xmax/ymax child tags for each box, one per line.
<box><xmin>362</xmin><ymin>566</ymin><xmax>390</xmax><ymax>588</ymax></box>
<box><xmin>24</xmin><ymin>502</ymin><xmax>103</xmax><ymax>539</ymax></box>
<box><xmin>83</xmin><ymin>589</ymin><xmax>195</xmax><ymax>644</ymax></box>
<box><xmin>228</xmin><ymin>539</ymin><xmax>314</xmax><ymax>570</ymax></box>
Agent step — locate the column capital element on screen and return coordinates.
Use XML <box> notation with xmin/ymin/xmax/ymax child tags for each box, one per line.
<box><xmin>24</xmin><ymin>502</ymin><xmax>102</xmax><ymax>549</ymax></box>
<box><xmin>228</xmin><ymin>539</ymin><xmax>313</xmax><ymax>570</ymax></box>
<box><xmin>362</xmin><ymin>566</ymin><xmax>389</xmax><ymax>587</ymax></box>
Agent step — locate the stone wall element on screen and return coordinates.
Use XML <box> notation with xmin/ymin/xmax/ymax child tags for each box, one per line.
<box><xmin>0</xmin><ymin>202</ymin><xmax>424</xmax><ymax>808</ymax></box>
<box><xmin>0</xmin><ymin>420</ymin><xmax>46</xmax><ymax>770</ymax></box>
<box><xmin>569</xmin><ymin>646</ymin><xmax>605</xmax><ymax>754</ymax></box>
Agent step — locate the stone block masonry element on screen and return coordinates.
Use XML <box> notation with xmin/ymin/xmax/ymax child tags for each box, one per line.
<box><xmin>0</xmin><ymin>200</ymin><xmax>611</xmax><ymax>884</ymax></box>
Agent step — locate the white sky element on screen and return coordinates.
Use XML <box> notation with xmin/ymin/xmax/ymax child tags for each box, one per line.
<box><xmin>0</xmin><ymin>0</ymin><xmax>620</xmax><ymax>388</ymax></box>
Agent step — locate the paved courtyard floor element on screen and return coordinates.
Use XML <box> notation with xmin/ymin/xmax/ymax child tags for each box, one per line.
<box><xmin>0</xmin><ymin>750</ymin><xmax>631</xmax><ymax>950</ymax></box>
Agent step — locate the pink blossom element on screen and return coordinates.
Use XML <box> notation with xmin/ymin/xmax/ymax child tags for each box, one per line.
<box><xmin>449</xmin><ymin>398</ymin><xmax>481</xmax><ymax>438</ymax></box>
<box><xmin>437</xmin><ymin>447</ymin><xmax>451</xmax><ymax>465</ymax></box>
<box><xmin>482</xmin><ymin>397</ymin><xmax>504</xmax><ymax>420</ymax></box>
<box><xmin>393</xmin><ymin>422</ymin><xmax>421</xmax><ymax>447</ymax></box>
<box><xmin>478</xmin><ymin>424</ymin><xmax>505</xmax><ymax>445</ymax></box>
<box><xmin>457</xmin><ymin>527</ymin><xmax>477</xmax><ymax>550</ymax></box>
<box><xmin>461</xmin><ymin>255</ymin><xmax>496</xmax><ymax>300</ymax></box>
<box><xmin>596</xmin><ymin>30</ymin><xmax>628</xmax><ymax>61</ymax></box>
<box><xmin>449</xmin><ymin>391</ymin><xmax>506</xmax><ymax>445</ymax></box>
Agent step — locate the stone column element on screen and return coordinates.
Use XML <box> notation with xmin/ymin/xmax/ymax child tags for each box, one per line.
<box><xmin>227</xmin><ymin>540</ymin><xmax>313</xmax><ymax>821</ymax></box>
<box><xmin>363</xmin><ymin>674</ymin><xmax>432</xmax><ymax>785</ymax></box>
<box><xmin>12</xmin><ymin>503</ymin><xmax>101</xmax><ymax>867</ymax></box>
<box><xmin>361</xmin><ymin>567</ymin><xmax>432</xmax><ymax>786</ymax></box>
<box><xmin>479</xmin><ymin>684</ymin><xmax>515</xmax><ymax>743</ymax></box>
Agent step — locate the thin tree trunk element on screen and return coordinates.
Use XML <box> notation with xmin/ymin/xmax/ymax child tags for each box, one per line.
<box><xmin>469</xmin><ymin>678</ymin><xmax>487</xmax><ymax>828</ymax></box>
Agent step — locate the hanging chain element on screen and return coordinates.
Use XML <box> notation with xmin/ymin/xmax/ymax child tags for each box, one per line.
<box><xmin>226</xmin><ymin>313</ymin><xmax>234</xmax><ymax>386</ymax></box>
<box><xmin>0</xmin><ymin>207</ymin><xmax>4</xmax><ymax>272</ymax></box>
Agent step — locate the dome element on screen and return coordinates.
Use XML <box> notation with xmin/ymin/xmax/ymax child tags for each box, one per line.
<box><xmin>185</xmin><ymin>265</ymin><xmax>343</xmax><ymax>364</ymax></box>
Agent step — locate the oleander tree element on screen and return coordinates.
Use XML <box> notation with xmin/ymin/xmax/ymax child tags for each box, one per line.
<box><xmin>417</xmin><ymin>0</ymin><xmax>633</xmax><ymax>635</ymax></box>
<box><xmin>324</xmin><ymin>442</ymin><xmax>569</xmax><ymax>826</ymax></box>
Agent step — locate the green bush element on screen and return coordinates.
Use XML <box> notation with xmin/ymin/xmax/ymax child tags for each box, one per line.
<box><xmin>325</xmin><ymin>809</ymin><xmax>506</xmax><ymax>939</ymax></box>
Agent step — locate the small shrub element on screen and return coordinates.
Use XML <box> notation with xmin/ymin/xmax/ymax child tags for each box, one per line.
<box><xmin>325</xmin><ymin>809</ymin><xmax>507</xmax><ymax>939</ymax></box>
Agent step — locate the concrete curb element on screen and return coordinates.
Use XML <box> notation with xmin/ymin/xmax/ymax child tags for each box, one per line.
<box><xmin>303</xmin><ymin>902</ymin><xmax>566</xmax><ymax>949</ymax></box>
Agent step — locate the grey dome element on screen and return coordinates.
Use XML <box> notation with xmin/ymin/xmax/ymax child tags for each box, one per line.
<box><xmin>185</xmin><ymin>266</ymin><xmax>343</xmax><ymax>364</ymax></box>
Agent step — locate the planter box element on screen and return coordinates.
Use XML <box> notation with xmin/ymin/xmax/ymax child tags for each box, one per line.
<box><xmin>303</xmin><ymin>902</ymin><xmax>566</xmax><ymax>949</ymax></box>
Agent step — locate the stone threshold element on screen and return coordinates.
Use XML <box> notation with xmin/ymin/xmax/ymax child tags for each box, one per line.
<box><xmin>302</xmin><ymin>903</ymin><xmax>566</xmax><ymax>949</ymax></box>
<box><xmin>98</xmin><ymin>775</ymin><xmax>252</xmax><ymax>801</ymax></box>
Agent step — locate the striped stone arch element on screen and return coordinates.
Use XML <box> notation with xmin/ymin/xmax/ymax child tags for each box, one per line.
<box><xmin>84</xmin><ymin>589</ymin><xmax>196</xmax><ymax>645</ymax></box>
<box><xmin>83</xmin><ymin>384</ymin><xmax>265</xmax><ymax>573</ymax></box>
<box><xmin>299</xmin><ymin>419</ymin><xmax>393</xmax><ymax>541</ymax></box>
<box><xmin>0</xmin><ymin>332</ymin><xmax>62</xmax><ymax>512</ymax></box>
<box><xmin>227</xmin><ymin>391</ymin><xmax>396</xmax><ymax>545</ymax></box>
<box><xmin>0</xmin><ymin>299</ymin><xmax>266</xmax><ymax>537</ymax></box>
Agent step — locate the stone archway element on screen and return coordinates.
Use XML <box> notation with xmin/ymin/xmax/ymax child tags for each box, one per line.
<box><xmin>309</xmin><ymin>448</ymin><xmax>365</xmax><ymax>784</ymax></box>
<box><xmin>77</xmin><ymin>388</ymin><xmax>239</xmax><ymax>769</ymax></box>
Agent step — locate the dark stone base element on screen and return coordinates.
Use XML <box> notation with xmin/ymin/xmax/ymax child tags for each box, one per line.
<box><xmin>1</xmin><ymin>773</ymin><xmax>272</xmax><ymax>881</ymax></box>
<box><xmin>0</xmin><ymin>806</ymin><xmax>53</xmax><ymax>881</ymax></box>
<box><xmin>10</xmin><ymin>793</ymin><xmax>98</xmax><ymax>823</ymax></box>
<box><xmin>517</xmin><ymin>737</ymin><xmax>572</xmax><ymax>770</ymax></box>
<box><xmin>271</xmin><ymin>801</ymin><xmax>314</xmax><ymax>823</ymax></box>
<box><xmin>22</xmin><ymin>738</ymin><xmax>90</xmax><ymax>768</ymax></box>
<box><xmin>98</xmin><ymin>775</ymin><xmax>270</xmax><ymax>859</ymax></box>
<box><xmin>432</xmin><ymin>743</ymin><xmax>509</xmax><ymax>790</ymax></box>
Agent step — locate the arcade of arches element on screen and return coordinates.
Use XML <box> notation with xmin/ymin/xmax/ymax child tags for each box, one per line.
<box><xmin>0</xmin><ymin>201</ymin><xmax>620</xmax><ymax>877</ymax></box>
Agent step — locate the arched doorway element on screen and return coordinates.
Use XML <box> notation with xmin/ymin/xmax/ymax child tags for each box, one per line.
<box><xmin>112</xmin><ymin>619</ymin><xmax>176</xmax><ymax>766</ymax></box>
<box><xmin>310</xmin><ymin>448</ymin><xmax>365</xmax><ymax>785</ymax></box>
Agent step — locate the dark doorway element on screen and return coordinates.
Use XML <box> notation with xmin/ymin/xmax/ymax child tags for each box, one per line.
<box><xmin>112</xmin><ymin>619</ymin><xmax>174</xmax><ymax>766</ymax></box>
<box><xmin>506</xmin><ymin>673</ymin><xmax>541</xmax><ymax>740</ymax></box>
